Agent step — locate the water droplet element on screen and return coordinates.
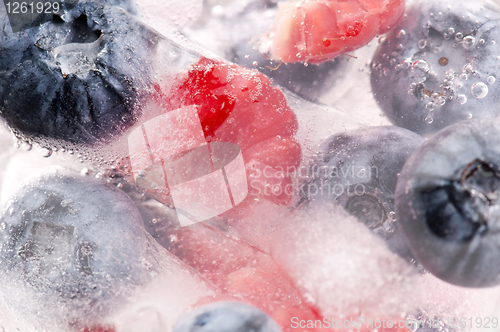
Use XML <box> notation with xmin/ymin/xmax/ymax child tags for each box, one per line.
<box><xmin>487</xmin><ymin>76</ymin><xmax>496</xmax><ymax>85</ymax></box>
<box><xmin>95</xmin><ymin>172</ymin><xmax>103</xmax><ymax>179</ymax></box>
<box><xmin>426</xmin><ymin>102</ymin><xmax>435</xmax><ymax>111</ymax></box>
<box><xmin>471</xmin><ymin>82</ymin><xmax>488</xmax><ymax>98</ymax></box>
<box><xmin>252</xmin><ymin>61</ymin><xmax>258</xmax><ymax>67</ymax></box>
<box><xmin>425</xmin><ymin>116</ymin><xmax>434</xmax><ymax>124</ymax></box>
<box><xmin>151</xmin><ymin>218</ymin><xmax>158</xmax><ymax>224</ymax></box>
<box><xmin>457</xmin><ymin>94</ymin><xmax>467</xmax><ymax>104</ymax></box>
<box><xmin>244</xmin><ymin>55</ymin><xmax>249</xmax><ymax>59</ymax></box>
<box><xmin>397</xmin><ymin>29</ymin><xmax>406</xmax><ymax>39</ymax></box>
<box><xmin>479</xmin><ymin>39</ymin><xmax>485</xmax><ymax>45</ymax></box>
<box><xmin>21</xmin><ymin>142</ymin><xmax>32</xmax><ymax>151</ymax></box>
<box><xmin>461</xmin><ymin>36</ymin><xmax>475</xmax><ymax>49</ymax></box>
<box><xmin>466</xmin><ymin>113</ymin><xmax>473</xmax><ymax>119</ymax></box>
<box><xmin>296</xmin><ymin>53</ymin><xmax>302</xmax><ymax>58</ymax></box>
<box><xmin>418</xmin><ymin>39</ymin><xmax>427</xmax><ymax>49</ymax></box>
<box><xmin>41</xmin><ymin>148</ymin><xmax>52</xmax><ymax>158</ymax></box>
<box><xmin>447</xmin><ymin>27</ymin><xmax>455</xmax><ymax>35</ymax></box>
<box><xmin>455</xmin><ymin>32</ymin><xmax>463</xmax><ymax>41</ymax></box>
<box><xmin>383</xmin><ymin>69</ymin><xmax>390</xmax><ymax>76</ymax></box>
<box><xmin>378</xmin><ymin>36</ymin><xmax>387</xmax><ymax>44</ymax></box>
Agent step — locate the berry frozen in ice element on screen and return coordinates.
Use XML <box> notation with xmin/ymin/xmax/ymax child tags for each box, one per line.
<box><xmin>173</xmin><ymin>301</ymin><xmax>282</xmax><ymax>332</ymax></box>
<box><xmin>233</xmin><ymin>40</ymin><xmax>350</xmax><ymax>102</ymax></box>
<box><xmin>166</xmin><ymin>222</ymin><xmax>322</xmax><ymax>332</ymax></box>
<box><xmin>396</xmin><ymin>119</ymin><xmax>500</xmax><ymax>287</ymax></box>
<box><xmin>371</xmin><ymin>0</ymin><xmax>500</xmax><ymax>135</ymax></box>
<box><xmin>304</xmin><ymin>126</ymin><xmax>423</xmax><ymax>260</ymax></box>
<box><xmin>139</xmin><ymin>57</ymin><xmax>301</xmax><ymax>210</ymax></box>
<box><xmin>0</xmin><ymin>0</ymin><xmax>159</xmax><ymax>145</ymax></box>
<box><xmin>0</xmin><ymin>169</ymin><xmax>179</xmax><ymax>329</ymax></box>
<box><xmin>263</xmin><ymin>0</ymin><xmax>405</xmax><ymax>63</ymax></box>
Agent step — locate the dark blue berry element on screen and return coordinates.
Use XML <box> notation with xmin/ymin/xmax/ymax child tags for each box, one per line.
<box><xmin>395</xmin><ymin>118</ymin><xmax>500</xmax><ymax>287</ymax></box>
<box><xmin>371</xmin><ymin>0</ymin><xmax>500</xmax><ymax>135</ymax></box>
<box><xmin>173</xmin><ymin>301</ymin><xmax>282</xmax><ymax>332</ymax></box>
<box><xmin>0</xmin><ymin>169</ymin><xmax>157</xmax><ymax>328</ymax></box>
<box><xmin>304</xmin><ymin>126</ymin><xmax>424</xmax><ymax>261</ymax></box>
<box><xmin>0</xmin><ymin>0</ymin><xmax>159</xmax><ymax>145</ymax></box>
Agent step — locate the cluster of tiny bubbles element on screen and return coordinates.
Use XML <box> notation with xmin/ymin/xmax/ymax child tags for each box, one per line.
<box><xmin>471</xmin><ymin>82</ymin><xmax>488</xmax><ymax>98</ymax></box>
<box><xmin>411</xmin><ymin>60</ymin><xmax>430</xmax><ymax>83</ymax></box>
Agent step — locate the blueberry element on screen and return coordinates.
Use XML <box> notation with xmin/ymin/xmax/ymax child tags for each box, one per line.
<box><xmin>371</xmin><ymin>0</ymin><xmax>500</xmax><ymax>135</ymax></box>
<box><xmin>0</xmin><ymin>169</ymin><xmax>157</xmax><ymax>329</ymax></box>
<box><xmin>395</xmin><ymin>119</ymin><xmax>500</xmax><ymax>287</ymax></box>
<box><xmin>173</xmin><ymin>301</ymin><xmax>282</xmax><ymax>332</ymax></box>
<box><xmin>0</xmin><ymin>0</ymin><xmax>159</xmax><ymax>145</ymax></box>
<box><xmin>304</xmin><ymin>126</ymin><xmax>423</xmax><ymax>260</ymax></box>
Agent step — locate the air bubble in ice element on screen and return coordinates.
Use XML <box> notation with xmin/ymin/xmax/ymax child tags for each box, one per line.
<box><xmin>461</xmin><ymin>36</ymin><xmax>475</xmax><ymax>49</ymax></box>
<box><xmin>397</xmin><ymin>30</ymin><xmax>406</xmax><ymax>39</ymax></box>
<box><xmin>41</xmin><ymin>148</ymin><xmax>52</xmax><ymax>158</ymax></box>
<box><xmin>425</xmin><ymin>116</ymin><xmax>434</xmax><ymax>124</ymax></box>
<box><xmin>418</xmin><ymin>39</ymin><xmax>427</xmax><ymax>49</ymax></box>
<box><xmin>471</xmin><ymin>82</ymin><xmax>488</xmax><ymax>98</ymax></box>
<box><xmin>21</xmin><ymin>142</ymin><xmax>32</xmax><ymax>151</ymax></box>
<box><xmin>383</xmin><ymin>69</ymin><xmax>390</xmax><ymax>76</ymax></box>
<box><xmin>252</xmin><ymin>61</ymin><xmax>258</xmax><ymax>67</ymax></box>
<box><xmin>378</xmin><ymin>36</ymin><xmax>387</xmax><ymax>44</ymax></box>
<box><xmin>466</xmin><ymin>113</ymin><xmax>473</xmax><ymax>119</ymax></box>
<box><xmin>487</xmin><ymin>76</ymin><xmax>496</xmax><ymax>84</ymax></box>
<box><xmin>457</xmin><ymin>94</ymin><xmax>467</xmax><ymax>104</ymax></box>
<box><xmin>455</xmin><ymin>32</ymin><xmax>464</xmax><ymax>41</ymax></box>
<box><xmin>388</xmin><ymin>211</ymin><xmax>397</xmax><ymax>222</ymax></box>
<box><xmin>426</xmin><ymin>102</ymin><xmax>435</xmax><ymax>111</ymax></box>
<box><xmin>479</xmin><ymin>39</ymin><xmax>485</xmax><ymax>44</ymax></box>
<box><xmin>436</xmin><ymin>96</ymin><xmax>446</xmax><ymax>106</ymax></box>
<box><xmin>447</xmin><ymin>27</ymin><xmax>455</xmax><ymax>35</ymax></box>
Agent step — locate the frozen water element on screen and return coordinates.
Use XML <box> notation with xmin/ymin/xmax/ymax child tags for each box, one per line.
<box><xmin>134</xmin><ymin>0</ymin><xmax>203</xmax><ymax>31</ymax></box>
<box><xmin>282</xmin><ymin>88</ymin><xmax>371</xmax><ymax>162</ymax></box>
<box><xmin>0</xmin><ymin>169</ymin><xmax>215</xmax><ymax>331</ymax></box>
<box><xmin>271</xmin><ymin>204</ymin><xmax>422</xmax><ymax>319</ymax></box>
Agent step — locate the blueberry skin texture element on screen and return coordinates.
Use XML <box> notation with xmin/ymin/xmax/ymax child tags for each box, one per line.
<box><xmin>0</xmin><ymin>170</ymin><xmax>156</xmax><ymax>328</ymax></box>
<box><xmin>395</xmin><ymin>119</ymin><xmax>500</xmax><ymax>287</ymax></box>
<box><xmin>371</xmin><ymin>0</ymin><xmax>500</xmax><ymax>136</ymax></box>
<box><xmin>173</xmin><ymin>301</ymin><xmax>282</xmax><ymax>332</ymax></box>
<box><xmin>305</xmin><ymin>126</ymin><xmax>424</xmax><ymax>260</ymax></box>
<box><xmin>0</xmin><ymin>0</ymin><xmax>159</xmax><ymax>145</ymax></box>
